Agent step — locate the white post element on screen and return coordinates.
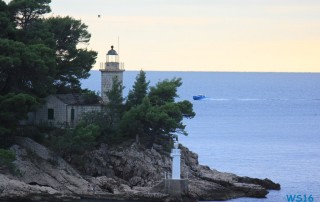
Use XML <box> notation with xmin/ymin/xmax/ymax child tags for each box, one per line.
<box><xmin>171</xmin><ymin>141</ymin><xmax>181</xmax><ymax>179</ymax></box>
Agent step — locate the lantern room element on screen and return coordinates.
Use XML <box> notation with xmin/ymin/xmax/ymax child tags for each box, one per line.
<box><xmin>106</xmin><ymin>45</ymin><xmax>119</xmax><ymax>63</ymax></box>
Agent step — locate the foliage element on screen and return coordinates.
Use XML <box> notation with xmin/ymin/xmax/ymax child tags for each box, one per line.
<box><xmin>0</xmin><ymin>1</ymin><xmax>97</xmax><ymax>95</ymax></box>
<box><xmin>0</xmin><ymin>0</ymin><xmax>97</xmax><ymax>146</ymax></box>
<box><xmin>0</xmin><ymin>38</ymin><xmax>56</xmax><ymax>96</ymax></box>
<box><xmin>105</xmin><ymin>76</ymin><xmax>125</xmax><ymax>124</ymax></box>
<box><xmin>0</xmin><ymin>1</ymin><xmax>55</xmax><ymax>94</ymax></box>
<box><xmin>119</xmin><ymin>75</ymin><xmax>195</xmax><ymax>147</ymax></box>
<box><xmin>0</xmin><ymin>149</ymin><xmax>16</xmax><ymax>173</ymax></box>
<box><xmin>1</xmin><ymin>0</ymin><xmax>195</xmax><ymax>154</ymax></box>
<box><xmin>106</xmin><ymin>76</ymin><xmax>125</xmax><ymax>107</ymax></box>
<box><xmin>148</xmin><ymin>78</ymin><xmax>182</xmax><ymax>105</ymax></box>
<box><xmin>0</xmin><ymin>93</ymin><xmax>38</xmax><ymax>134</ymax></box>
<box><xmin>76</xmin><ymin>71</ymin><xmax>195</xmax><ymax>149</ymax></box>
<box><xmin>80</xmin><ymin>111</ymin><xmax>110</xmax><ymax>131</ymax></box>
<box><xmin>0</xmin><ymin>149</ymin><xmax>15</xmax><ymax>165</ymax></box>
<box><xmin>17</xmin><ymin>126</ymin><xmax>44</xmax><ymax>143</ymax></box>
<box><xmin>119</xmin><ymin>97</ymin><xmax>151</xmax><ymax>143</ymax></box>
<box><xmin>73</xmin><ymin>77</ymin><xmax>126</xmax><ymax>144</ymax></box>
<box><xmin>51</xmin><ymin>124</ymin><xmax>100</xmax><ymax>156</ymax></box>
<box><xmin>79</xmin><ymin>110</ymin><xmax>121</xmax><ymax>144</ymax></box>
<box><xmin>45</xmin><ymin>16</ymin><xmax>97</xmax><ymax>93</ymax></box>
<box><xmin>0</xmin><ymin>1</ymin><xmax>15</xmax><ymax>38</ymax></box>
<box><xmin>8</xmin><ymin>0</ymin><xmax>51</xmax><ymax>30</ymax></box>
<box><xmin>82</xmin><ymin>90</ymin><xmax>100</xmax><ymax>104</ymax></box>
<box><xmin>126</xmin><ymin>70</ymin><xmax>149</xmax><ymax>109</ymax></box>
<box><xmin>71</xmin><ymin>123</ymin><xmax>100</xmax><ymax>151</ymax></box>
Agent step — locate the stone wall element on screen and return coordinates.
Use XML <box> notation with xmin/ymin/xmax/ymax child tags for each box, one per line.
<box><xmin>34</xmin><ymin>95</ymin><xmax>67</xmax><ymax>127</ymax></box>
<box><xmin>66</xmin><ymin>105</ymin><xmax>102</xmax><ymax>127</ymax></box>
<box><xmin>34</xmin><ymin>96</ymin><xmax>102</xmax><ymax>128</ymax></box>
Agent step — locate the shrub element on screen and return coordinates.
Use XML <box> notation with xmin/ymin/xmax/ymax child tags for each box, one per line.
<box><xmin>51</xmin><ymin>123</ymin><xmax>100</xmax><ymax>156</ymax></box>
<box><xmin>0</xmin><ymin>149</ymin><xmax>16</xmax><ymax>173</ymax></box>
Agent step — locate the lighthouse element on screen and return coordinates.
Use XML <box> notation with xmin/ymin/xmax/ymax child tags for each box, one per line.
<box><xmin>171</xmin><ymin>139</ymin><xmax>181</xmax><ymax>179</ymax></box>
<box><xmin>154</xmin><ymin>139</ymin><xmax>188</xmax><ymax>198</ymax></box>
<box><xmin>100</xmin><ymin>45</ymin><xmax>125</xmax><ymax>103</ymax></box>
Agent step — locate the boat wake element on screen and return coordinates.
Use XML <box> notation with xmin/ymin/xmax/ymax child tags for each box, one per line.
<box><xmin>201</xmin><ymin>98</ymin><xmax>320</xmax><ymax>102</ymax></box>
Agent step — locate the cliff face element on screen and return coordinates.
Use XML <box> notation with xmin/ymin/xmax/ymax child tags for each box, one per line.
<box><xmin>0</xmin><ymin>137</ymin><xmax>88</xmax><ymax>201</ymax></box>
<box><xmin>82</xmin><ymin>143</ymin><xmax>171</xmax><ymax>186</ymax></box>
<box><xmin>82</xmin><ymin>143</ymin><xmax>280</xmax><ymax>201</ymax></box>
<box><xmin>0</xmin><ymin>138</ymin><xmax>280</xmax><ymax>202</ymax></box>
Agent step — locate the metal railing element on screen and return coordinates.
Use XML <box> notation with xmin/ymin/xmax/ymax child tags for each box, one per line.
<box><xmin>99</xmin><ymin>62</ymin><xmax>124</xmax><ymax>71</ymax></box>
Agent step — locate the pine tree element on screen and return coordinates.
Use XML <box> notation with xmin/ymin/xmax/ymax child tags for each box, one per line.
<box><xmin>0</xmin><ymin>0</ymin><xmax>97</xmax><ymax>147</ymax></box>
<box><xmin>120</xmin><ymin>76</ymin><xmax>195</xmax><ymax>147</ymax></box>
<box><xmin>126</xmin><ymin>70</ymin><xmax>149</xmax><ymax>109</ymax></box>
<box><xmin>105</xmin><ymin>76</ymin><xmax>125</xmax><ymax>128</ymax></box>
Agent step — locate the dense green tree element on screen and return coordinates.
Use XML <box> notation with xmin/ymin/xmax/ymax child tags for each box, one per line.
<box><xmin>0</xmin><ymin>38</ymin><xmax>56</xmax><ymax>96</ymax></box>
<box><xmin>82</xmin><ymin>90</ymin><xmax>100</xmax><ymax>104</ymax></box>
<box><xmin>0</xmin><ymin>93</ymin><xmax>39</xmax><ymax>147</ymax></box>
<box><xmin>126</xmin><ymin>70</ymin><xmax>149</xmax><ymax>109</ymax></box>
<box><xmin>51</xmin><ymin>123</ymin><xmax>100</xmax><ymax>157</ymax></box>
<box><xmin>148</xmin><ymin>78</ymin><xmax>182</xmax><ymax>106</ymax></box>
<box><xmin>19</xmin><ymin>19</ymin><xmax>54</xmax><ymax>46</ymax></box>
<box><xmin>1</xmin><ymin>1</ymin><xmax>97</xmax><ymax>95</ymax></box>
<box><xmin>45</xmin><ymin>16</ymin><xmax>97</xmax><ymax>93</ymax></box>
<box><xmin>147</xmin><ymin>78</ymin><xmax>195</xmax><ymax>137</ymax></box>
<box><xmin>0</xmin><ymin>1</ymin><xmax>15</xmax><ymax>39</ymax></box>
<box><xmin>120</xmin><ymin>77</ymin><xmax>195</xmax><ymax>147</ymax></box>
<box><xmin>106</xmin><ymin>76</ymin><xmax>125</xmax><ymax>113</ymax></box>
<box><xmin>78</xmin><ymin>77</ymin><xmax>128</xmax><ymax>144</ymax></box>
<box><xmin>105</xmin><ymin>76</ymin><xmax>125</xmax><ymax>129</ymax></box>
<box><xmin>0</xmin><ymin>39</ymin><xmax>24</xmax><ymax>94</ymax></box>
<box><xmin>0</xmin><ymin>0</ymin><xmax>97</xmax><ymax>147</ymax></box>
<box><xmin>8</xmin><ymin>0</ymin><xmax>51</xmax><ymax>30</ymax></box>
<box><xmin>76</xmin><ymin>77</ymin><xmax>125</xmax><ymax>145</ymax></box>
<box><xmin>0</xmin><ymin>0</ymin><xmax>196</xmax><ymax>153</ymax></box>
<box><xmin>1</xmin><ymin>1</ymin><xmax>55</xmax><ymax>97</ymax></box>
<box><xmin>0</xmin><ymin>149</ymin><xmax>16</xmax><ymax>165</ymax></box>
<box><xmin>0</xmin><ymin>93</ymin><xmax>38</xmax><ymax>133</ymax></box>
<box><xmin>46</xmin><ymin>16</ymin><xmax>91</xmax><ymax>53</ymax></box>
<box><xmin>120</xmin><ymin>97</ymin><xmax>151</xmax><ymax>143</ymax></box>
<box><xmin>177</xmin><ymin>100</ymin><xmax>196</xmax><ymax>118</ymax></box>
<box><xmin>0</xmin><ymin>148</ymin><xmax>16</xmax><ymax>172</ymax></box>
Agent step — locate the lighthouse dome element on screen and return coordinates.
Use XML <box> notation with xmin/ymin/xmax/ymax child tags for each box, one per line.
<box><xmin>107</xmin><ymin>45</ymin><xmax>118</xmax><ymax>55</ymax></box>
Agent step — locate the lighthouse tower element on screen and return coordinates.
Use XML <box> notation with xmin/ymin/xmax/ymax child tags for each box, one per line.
<box><xmin>171</xmin><ymin>140</ymin><xmax>181</xmax><ymax>179</ymax></box>
<box><xmin>100</xmin><ymin>46</ymin><xmax>125</xmax><ymax>103</ymax></box>
<box><xmin>159</xmin><ymin>139</ymin><xmax>188</xmax><ymax>198</ymax></box>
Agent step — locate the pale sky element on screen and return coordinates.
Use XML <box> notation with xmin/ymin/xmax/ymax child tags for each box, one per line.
<box><xmin>47</xmin><ymin>1</ymin><xmax>320</xmax><ymax>72</ymax></box>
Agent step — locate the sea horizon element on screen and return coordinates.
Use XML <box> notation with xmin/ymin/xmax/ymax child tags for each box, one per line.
<box><xmin>91</xmin><ymin>69</ymin><xmax>320</xmax><ymax>74</ymax></box>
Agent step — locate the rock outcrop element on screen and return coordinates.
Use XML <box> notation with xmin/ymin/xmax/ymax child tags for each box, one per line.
<box><xmin>0</xmin><ymin>138</ymin><xmax>280</xmax><ymax>201</ymax></box>
<box><xmin>0</xmin><ymin>173</ymin><xmax>79</xmax><ymax>202</ymax></box>
<box><xmin>82</xmin><ymin>142</ymin><xmax>280</xmax><ymax>201</ymax></box>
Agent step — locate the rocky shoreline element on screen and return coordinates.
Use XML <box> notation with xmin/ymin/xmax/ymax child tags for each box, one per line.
<box><xmin>0</xmin><ymin>138</ymin><xmax>280</xmax><ymax>201</ymax></box>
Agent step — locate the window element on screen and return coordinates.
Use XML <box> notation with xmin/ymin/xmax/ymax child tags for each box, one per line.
<box><xmin>71</xmin><ymin>108</ymin><xmax>75</xmax><ymax>121</ymax></box>
<box><xmin>48</xmin><ymin>108</ymin><xmax>54</xmax><ymax>120</ymax></box>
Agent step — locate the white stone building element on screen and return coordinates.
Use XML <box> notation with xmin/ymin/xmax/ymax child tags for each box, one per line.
<box><xmin>33</xmin><ymin>94</ymin><xmax>103</xmax><ymax>128</ymax></box>
<box><xmin>32</xmin><ymin>46</ymin><xmax>125</xmax><ymax>127</ymax></box>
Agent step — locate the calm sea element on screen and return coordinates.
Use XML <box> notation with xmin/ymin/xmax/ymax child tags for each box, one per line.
<box><xmin>82</xmin><ymin>71</ymin><xmax>320</xmax><ymax>202</ymax></box>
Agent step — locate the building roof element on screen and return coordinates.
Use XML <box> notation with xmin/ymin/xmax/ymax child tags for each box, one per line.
<box><xmin>107</xmin><ymin>45</ymin><xmax>118</xmax><ymax>55</ymax></box>
<box><xmin>54</xmin><ymin>94</ymin><xmax>102</xmax><ymax>105</ymax></box>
